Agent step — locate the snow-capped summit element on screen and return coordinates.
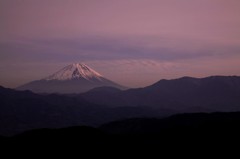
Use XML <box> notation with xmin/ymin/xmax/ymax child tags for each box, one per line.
<box><xmin>17</xmin><ymin>63</ymin><xmax>126</xmax><ymax>94</ymax></box>
<box><xmin>45</xmin><ymin>63</ymin><xmax>103</xmax><ymax>81</ymax></box>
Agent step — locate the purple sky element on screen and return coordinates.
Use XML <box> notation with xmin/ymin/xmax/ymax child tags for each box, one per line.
<box><xmin>1</xmin><ymin>0</ymin><xmax>240</xmax><ymax>88</ymax></box>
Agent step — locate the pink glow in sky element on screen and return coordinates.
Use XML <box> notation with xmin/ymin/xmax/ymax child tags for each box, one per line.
<box><xmin>0</xmin><ymin>0</ymin><xmax>240</xmax><ymax>88</ymax></box>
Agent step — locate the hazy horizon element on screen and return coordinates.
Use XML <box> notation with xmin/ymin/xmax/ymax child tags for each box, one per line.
<box><xmin>1</xmin><ymin>0</ymin><xmax>240</xmax><ymax>88</ymax></box>
<box><xmin>2</xmin><ymin>62</ymin><xmax>240</xmax><ymax>89</ymax></box>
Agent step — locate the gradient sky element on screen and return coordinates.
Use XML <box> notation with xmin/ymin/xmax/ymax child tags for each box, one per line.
<box><xmin>1</xmin><ymin>0</ymin><xmax>240</xmax><ymax>88</ymax></box>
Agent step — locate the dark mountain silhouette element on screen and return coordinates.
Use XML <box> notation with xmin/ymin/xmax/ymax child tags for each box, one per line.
<box><xmin>2</xmin><ymin>112</ymin><xmax>240</xmax><ymax>149</ymax></box>
<box><xmin>13</xmin><ymin>126</ymin><xmax>105</xmax><ymax>144</ymax></box>
<box><xmin>80</xmin><ymin>76</ymin><xmax>240</xmax><ymax>112</ymax></box>
<box><xmin>2</xmin><ymin>75</ymin><xmax>240</xmax><ymax>138</ymax></box>
<box><xmin>17</xmin><ymin>63</ymin><xmax>126</xmax><ymax>93</ymax></box>
<box><xmin>0</xmin><ymin>86</ymin><xmax>169</xmax><ymax>136</ymax></box>
<box><xmin>86</xmin><ymin>86</ymin><xmax>122</xmax><ymax>93</ymax></box>
<box><xmin>100</xmin><ymin>112</ymin><xmax>240</xmax><ymax>135</ymax></box>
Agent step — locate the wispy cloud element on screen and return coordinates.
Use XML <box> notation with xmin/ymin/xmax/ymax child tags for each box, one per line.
<box><xmin>1</xmin><ymin>35</ymin><xmax>240</xmax><ymax>64</ymax></box>
<box><xmin>1</xmin><ymin>0</ymin><xmax>240</xmax><ymax>88</ymax></box>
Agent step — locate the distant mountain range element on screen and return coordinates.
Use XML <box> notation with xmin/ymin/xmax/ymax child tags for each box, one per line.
<box><xmin>17</xmin><ymin>63</ymin><xmax>126</xmax><ymax>93</ymax></box>
<box><xmin>0</xmin><ymin>86</ymin><xmax>167</xmax><ymax>136</ymax></box>
<box><xmin>1</xmin><ymin>75</ymin><xmax>240</xmax><ymax>135</ymax></box>
<box><xmin>80</xmin><ymin>76</ymin><xmax>240</xmax><ymax>112</ymax></box>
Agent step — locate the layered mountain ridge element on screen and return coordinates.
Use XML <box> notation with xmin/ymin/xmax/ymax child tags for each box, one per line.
<box><xmin>1</xmin><ymin>75</ymin><xmax>240</xmax><ymax>135</ymax></box>
<box><xmin>80</xmin><ymin>75</ymin><xmax>240</xmax><ymax>112</ymax></box>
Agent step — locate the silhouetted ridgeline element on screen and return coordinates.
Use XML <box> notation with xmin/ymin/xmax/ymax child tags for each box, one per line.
<box><xmin>101</xmin><ymin>112</ymin><xmax>240</xmax><ymax>135</ymax></box>
<box><xmin>1</xmin><ymin>75</ymin><xmax>240</xmax><ymax>151</ymax></box>
<box><xmin>0</xmin><ymin>86</ymin><xmax>170</xmax><ymax>136</ymax></box>
<box><xmin>80</xmin><ymin>76</ymin><xmax>240</xmax><ymax>112</ymax></box>
<box><xmin>1</xmin><ymin>75</ymin><xmax>240</xmax><ymax>136</ymax></box>
<box><xmin>1</xmin><ymin>112</ymin><xmax>240</xmax><ymax>147</ymax></box>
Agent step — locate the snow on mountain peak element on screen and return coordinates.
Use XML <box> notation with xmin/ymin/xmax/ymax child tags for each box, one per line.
<box><xmin>44</xmin><ymin>63</ymin><xmax>103</xmax><ymax>81</ymax></box>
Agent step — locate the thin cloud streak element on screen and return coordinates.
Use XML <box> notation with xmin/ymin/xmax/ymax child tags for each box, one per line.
<box><xmin>1</xmin><ymin>35</ymin><xmax>240</xmax><ymax>63</ymax></box>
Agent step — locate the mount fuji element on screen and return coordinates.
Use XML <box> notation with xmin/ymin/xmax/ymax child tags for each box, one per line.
<box><xmin>17</xmin><ymin>63</ymin><xmax>126</xmax><ymax>94</ymax></box>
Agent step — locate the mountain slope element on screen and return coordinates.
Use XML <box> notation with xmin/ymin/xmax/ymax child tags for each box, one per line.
<box><xmin>80</xmin><ymin>76</ymin><xmax>240</xmax><ymax>112</ymax></box>
<box><xmin>4</xmin><ymin>112</ymin><xmax>240</xmax><ymax>149</ymax></box>
<box><xmin>0</xmin><ymin>86</ymin><xmax>168</xmax><ymax>136</ymax></box>
<box><xmin>17</xmin><ymin>63</ymin><xmax>125</xmax><ymax>94</ymax></box>
<box><xmin>100</xmin><ymin>112</ymin><xmax>240</xmax><ymax>134</ymax></box>
<box><xmin>45</xmin><ymin>63</ymin><xmax>103</xmax><ymax>81</ymax></box>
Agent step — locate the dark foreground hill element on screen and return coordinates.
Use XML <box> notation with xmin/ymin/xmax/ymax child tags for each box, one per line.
<box><xmin>2</xmin><ymin>112</ymin><xmax>240</xmax><ymax>148</ymax></box>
